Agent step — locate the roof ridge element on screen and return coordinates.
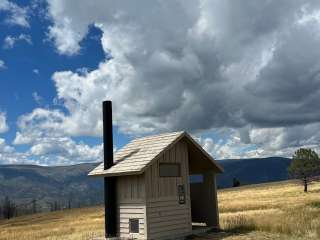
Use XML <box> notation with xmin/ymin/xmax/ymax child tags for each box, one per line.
<box><xmin>131</xmin><ymin>131</ymin><xmax>185</xmax><ymax>142</ymax></box>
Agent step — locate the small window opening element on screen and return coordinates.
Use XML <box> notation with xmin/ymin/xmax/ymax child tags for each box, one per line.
<box><xmin>129</xmin><ymin>218</ymin><xmax>139</xmax><ymax>233</ymax></box>
<box><xmin>159</xmin><ymin>163</ymin><xmax>181</xmax><ymax>177</ymax></box>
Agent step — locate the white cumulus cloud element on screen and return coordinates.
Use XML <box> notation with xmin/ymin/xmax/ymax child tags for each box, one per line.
<box><xmin>0</xmin><ymin>112</ymin><xmax>9</xmax><ymax>133</ymax></box>
<box><xmin>3</xmin><ymin>34</ymin><xmax>32</xmax><ymax>49</ymax></box>
<box><xmin>32</xmin><ymin>92</ymin><xmax>43</xmax><ymax>105</ymax></box>
<box><xmin>11</xmin><ymin>108</ymin><xmax>102</xmax><ymax>165</ymax></box>
<box><xmin>29</xmin><ymin>137</ymin><xmax>102</xmax><ymax>165</ymax></box>
<box><xmin>43</xmin><ymin>0</ymin><xmax>320</xmax><ymax>133</ymax></box>
<box><xmin>0</xmin><ymin>0</ymin><xmax>30</xmax><ymax>27</ymax></box>
<box><xmin>0</xmin><ymin>59</ymin><xmax>5</xmax><ymax>69</ymax></box>
<box><xmin>10</xmin><ymin>0</ymin><xmax>320</xmax><ymax>163</ymax></box>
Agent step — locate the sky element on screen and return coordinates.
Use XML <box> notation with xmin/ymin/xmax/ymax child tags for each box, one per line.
<box><xmin>1</xmin><ymin>0</ymin><xmax>320</xmax><ymax>165</ymax></box>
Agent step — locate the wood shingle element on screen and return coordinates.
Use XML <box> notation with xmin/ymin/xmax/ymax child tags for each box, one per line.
<box><xmin>88</xmin><ymin>131</ymin><xmax>222</xmax><ymax>177</ymax></box>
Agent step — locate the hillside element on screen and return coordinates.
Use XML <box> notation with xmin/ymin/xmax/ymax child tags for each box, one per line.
<box><xmin>0</xmin><ymin>163</ymin><xmax>103</xmax><ymax>210</ymax></box>
<box><xmin>1</xmin><ymin>180</ymin><xmax>319</xmax><ymax>240</ymax></box>
<box><xmin>0</xmin><ymin>157</ymin><xmax>291</xmax><ymax>208</ymax></box>
<box><xmin>217</xmin><ymin>157</ymin><xmax>291</xmax><ymax>187</ymax></box>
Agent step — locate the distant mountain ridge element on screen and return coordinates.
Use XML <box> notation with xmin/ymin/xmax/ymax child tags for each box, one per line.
<box><xmin>0</xmin><ymin>157</ymin><xmax>291</xmax><ymax>209</ymax></box>
<box><xmin>217</xmin><ymin>157</ymin><xmax>292</xmax><ymax>188</ymax></box>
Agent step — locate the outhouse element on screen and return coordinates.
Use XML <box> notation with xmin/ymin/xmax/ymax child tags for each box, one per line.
<box><xmin>89</xmin><ymin>130</ymin><xmax>223</xmax><ymax>239</ymax></box>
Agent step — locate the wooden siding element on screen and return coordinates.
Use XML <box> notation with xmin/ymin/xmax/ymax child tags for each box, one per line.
<box><xmin>117</xmin><ymin>204</ymin><xmax>146</xmax><ymax>239</ymax></box>
<box><xmin>117</xmin><ymin>174</ymin><xmax>145</xmax><ymax>202</ymax></box>
<box><xmin>117</xmin><ymin>175</ymin><xmax>147</xmax><ymax>239</ymax></box>
<box><xmin>145</xmin><ymin>141</ymin><xmax>192</xmax><ymax>239</ymax></box>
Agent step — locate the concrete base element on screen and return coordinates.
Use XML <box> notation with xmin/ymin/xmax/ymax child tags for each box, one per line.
<box><xmin>92</xmin><ymin>237</ymin><xmax>119</xmax><ymax>240</ymax></box>
<box><xmin>191</xmin><ymin>226</ymin><xmax>214</xmax><ymax>235</ymax></box>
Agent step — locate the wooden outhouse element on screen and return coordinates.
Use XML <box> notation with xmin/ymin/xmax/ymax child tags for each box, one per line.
<box><xmin>89</xmin><ymin>131</ymin><xmax>223</xmax><ymax>240</ymax></box>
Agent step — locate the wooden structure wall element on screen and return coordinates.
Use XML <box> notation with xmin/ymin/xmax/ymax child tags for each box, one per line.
<box><xmin>116</xmin><ymin>174</ymin><xmax>146</xmax><ymax>239</ymax></box>
<box><xmin>144</xmin><ymin>140</ymin><xmax>192</xmax><ymax>239</ymax></box>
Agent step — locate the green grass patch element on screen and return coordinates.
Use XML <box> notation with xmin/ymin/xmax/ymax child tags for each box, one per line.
<box><xmin>309</xmin><ymin>201</ymin><xmax>320</xmax><ymax>208</ymax></box>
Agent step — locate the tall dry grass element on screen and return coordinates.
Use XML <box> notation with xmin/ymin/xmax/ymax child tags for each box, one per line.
<box><xmin>0</xmin><ymin>206</ymin><xmax>105</xmax><ymax>240</ymax></box>
<box><xmin>219</xmin><ymin>181</ymin><xmax>320</xmax><ymax>239</ymax></box>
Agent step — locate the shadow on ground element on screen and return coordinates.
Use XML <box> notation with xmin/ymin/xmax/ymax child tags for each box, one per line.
<box><xmin>187</xmin><ymin>229</ymin><xmax>285</xmax><ymax>240</ymax></box>
<box><xmin>187</xmin><ymin>229</ymin><xmax>252</xmax><ymax>240</ymax></box>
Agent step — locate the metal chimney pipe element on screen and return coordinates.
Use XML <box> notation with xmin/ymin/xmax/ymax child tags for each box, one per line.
<box><xmin>103</xmin><ymin>101</ymin><xmax>117</xmax><ymax>238</ymax></box>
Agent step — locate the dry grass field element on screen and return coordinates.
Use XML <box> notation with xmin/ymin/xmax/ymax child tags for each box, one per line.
<box><xmin>217</xmin><ymin>180</ymin><xmax>320</xmax><ymax>240</ymax></box>
<box><xmin>0</xmin><ymin>180</ymin><xmax>319</xmax><ymax>240</ymax></box>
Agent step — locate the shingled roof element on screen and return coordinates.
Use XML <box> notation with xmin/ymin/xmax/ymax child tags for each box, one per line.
<box><xmin>88</xmin><ymin>131</ymin><xmax>223</xmax><ymax>177</ymax></box>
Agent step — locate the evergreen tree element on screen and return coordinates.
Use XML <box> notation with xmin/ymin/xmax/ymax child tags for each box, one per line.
<box><xmin>288</xmin><ymin>148</ymin><xmax>320</xmax><ymax>192</ymax></box>
<box><xmin>68</xmin><ymin>198</ymin><xmax>72</xmax><ymax>209</ymax></box>
<box><xmin>2</xmin><ymin>196</ymin><xmax>16</xmax><ymax>219</ymax></box>
<box><xmin>54</xmin><ymin>201</ymin><xmax>59</xmax><ymax>211</ymax></box>
<box><xmin>32</xmin><ymin>199</ymin><xmax>37</xmax><ymax>214</ymax></box>
<box><xmin>232</xmin><ymin>177</ymin><xmax>241</xmax><ymax>187</ymax></box>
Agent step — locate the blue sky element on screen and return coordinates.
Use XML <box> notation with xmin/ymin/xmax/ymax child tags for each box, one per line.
<box><xmin>0</xmin><ymin>0</ymin><xmax>131</xmax><ymax>164</ymax></box>
<box><xmin>1</xmin><ymin>0</ymin><xmax>320</xmax><ymax>165</ymax></box>
<box><xmin>0</xmin><ymin>18</ymin><xmax>105</xmax><ymax>144</ymax></box>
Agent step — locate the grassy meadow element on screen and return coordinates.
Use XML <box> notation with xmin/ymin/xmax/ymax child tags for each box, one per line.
<box><xmin>0</xmin><ymin>180</ymin><xmax>320</xmax><ymax>240</ymax></box>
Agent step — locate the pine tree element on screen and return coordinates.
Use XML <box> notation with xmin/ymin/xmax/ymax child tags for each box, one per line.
<box><xmin>32</xmin><ymin>199</ymin><xmax>37</xmax><ymax>214</ymax></box>
<box><xmin>232</xmin><ymin>177</ymin><xmax>241</xmax><ymax>187</ymax></box>
<box><xmin>2</xmin><ymin>196</ymin><xmax>16</xmax><ymax>219</ymax></box>
<box><xmin>288</xmin><ymin>148</ymin><xmax>320</xmax><ymax>192</ymax></box>
<box><xmin>68</xmin><ymin>199</ymin><xmax>72</xmax><ymax>209</ymax></box>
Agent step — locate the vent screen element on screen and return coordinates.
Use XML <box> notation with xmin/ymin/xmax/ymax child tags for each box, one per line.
<box><xmin>129</xmin><ymin>218</ymin><xmax>139</xmax><ymax>233</ymax></box>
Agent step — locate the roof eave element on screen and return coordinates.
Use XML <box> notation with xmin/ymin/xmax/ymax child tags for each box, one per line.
<box><xmin>88</xmin><ymin>169</ymin><xmax>143</xmax><ymax>177</ymax></box>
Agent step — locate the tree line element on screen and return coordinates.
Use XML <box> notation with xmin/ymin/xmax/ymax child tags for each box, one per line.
<box><xmin>0</xmin><ymin>196</ymin><xmax>94</xmax><ymax>220</ymax></box>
